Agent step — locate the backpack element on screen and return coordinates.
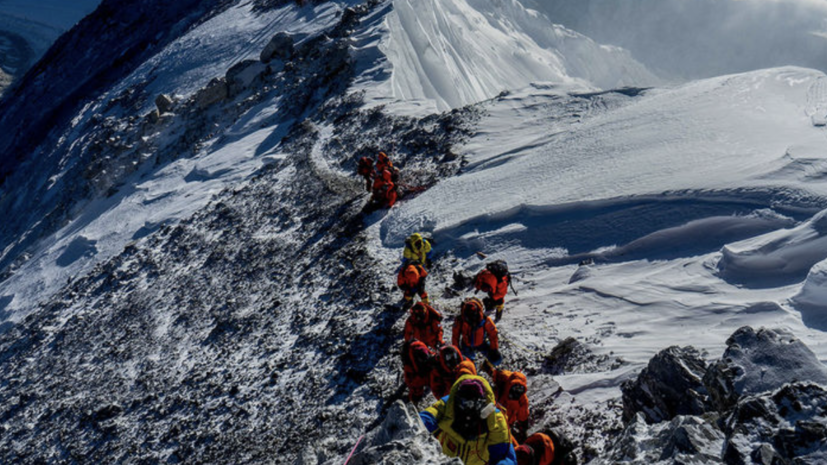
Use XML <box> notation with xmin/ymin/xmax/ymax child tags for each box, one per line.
<box><xmin>401</xmin><ymin>339</ymin><xmax>415</xmax><ymax>368</ymax></box>
<box><xmin>487</xmin><ymin>260</ymin><xmax>510</xmax><ymax>282</ymax></box>
<box><xmin>357</xmin><ymin>157</ymin><xmax>373</xmax><ymax>176</ymax></box>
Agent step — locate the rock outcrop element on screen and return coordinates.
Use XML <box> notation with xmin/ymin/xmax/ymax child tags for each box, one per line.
<box><xmin>260</xmin><ymin>32</ymin><xmax>294</xmax><ymax>63</ymax></box>
<box><xmin>621</xmin><ymin>346</ymin><xmax>711</xmax><ymax>423</ymax></box>
<box><xmin>704</xmin><ymin>326</ymin><xmax>827</xmax><ymax>411</ymax></box>
<box><xmin>605</xmin><ymin>326</ymin><xmax>827</xmax><ymax>464</ymax></box>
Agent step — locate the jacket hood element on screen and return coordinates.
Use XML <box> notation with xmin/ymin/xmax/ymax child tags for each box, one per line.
<box><xmin>438</xmin><ymin>344</ymin><xmax>463</xmax><ymax>372</ymax></box>
<box><xmin>448</xmin><ymin>374</ymin><xmax>497</xmax><ymax>408</ymax></box>
<box><xmin>509</xmin><ymin>371</ymin><xmax>528</xmax><ymax>389</ymax></box>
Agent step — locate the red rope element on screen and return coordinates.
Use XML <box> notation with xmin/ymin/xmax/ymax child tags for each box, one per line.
<box><xmin>343</xmin><ymin>435</ymin><xmax>365</xmax><ymax>465</ymax></box>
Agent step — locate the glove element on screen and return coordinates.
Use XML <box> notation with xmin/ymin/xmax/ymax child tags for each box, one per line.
<box><xmin>512</xmin><ymin>421</ymin><xmax>528</xmax><ymax>443</ymax></box>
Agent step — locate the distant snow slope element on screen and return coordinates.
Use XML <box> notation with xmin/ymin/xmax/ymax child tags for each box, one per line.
<box><xmin>0</xmin><ymin>0</ymin><xmax>101</xmax><ymax>75</ymax></box>
<box><xmin>532</xmin><ymin>0</ymin><xmax>827</xmax><ymax>81</ymax></box>
<box><xmin>358</xmin><ymin>0</ymin><xmax>659</xmax><ymax>114</ymax></box>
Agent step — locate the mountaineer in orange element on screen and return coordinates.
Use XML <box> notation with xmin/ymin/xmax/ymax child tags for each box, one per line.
<box><xmin>419</xmin><ymin>375</ymin><xmax>517</xmax><ymax>465</ymax></box>
<box><xmin>452</xmin><ymin>297</ymin><xmax>501</xmax><ymax>365</ymax></box>
<box><xmin>516</xmin><ymin>432</ymin><xmax>571</xmax><ymax>465</ymax></box>
<box><xmin>397</xmin><ymin>261</ymin><xmax>428</xmax><ymax>309</ymax></box>
<box><xmin>402</xmin><ymin>340</ymin><xmax>435</xmax><ymax>403</ymax></box>
<box><xmin>370</xmin><ymin>168</ymin><xmax>397</xmax><ymax>209</ymax></box>
<box><xmin>430</xmin><ymin>344</ymin><xmax>478</xmax><ymax>400</ymax></box>
<box><xmin>515</xmin><ymin>434</ymin><xmax>554</xmax><ymax>465</ymax></box>
<box><xmin>484</xmin><ymin>364</ymin><xmax>530</xmax><ymax>443</ymax></box>
<box><xmin>356</xmin><ymin>156</ymin><xmax>374</xmax><ymax>192</ymax></box>
<box><xmin>404</xmin><ymin>301</ymin><xmax>444</xmax><ymax>349</ymax></box>
<box><xmin>474</xmin><ymin>260</ymin><xmax>511</xmax><ymax>321</ymax></box>
<box><xmin>374</xmin><ymin>151</ymin><xmax>397</xmax><ymax>179</ymax></box>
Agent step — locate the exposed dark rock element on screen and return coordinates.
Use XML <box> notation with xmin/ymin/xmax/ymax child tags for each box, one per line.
<box><xmin>225</xmin><ymin>60</ymin><xmax>269</xmax><ymax>96</ymax></box>
<box><xmin>542</xmin><ymin>337</ymin><xmax>624</xmax><ymax>376</ymax></box>
<box><xmin>155</xmin><ymin>94</ymin><xmax>174</xmax><ymax>113</ymax></box>
<box><xmin>621</xmin><ymin>346</ymin><xmax>711</xmax><ymax>423</ymax></box>
<box><xmin>260</xmin><ymin>32</ymin><xmax>295</xmax><ymax>63</ymax></box>
<box><xmin>608</xmin><ymin>327</ymin><xmax>827</xmax><ymax>464</ymax></box>
<box><xmin>195</xmin><ymin>77</ymin><xmax>229</xmax><ymax>109</ymax></box>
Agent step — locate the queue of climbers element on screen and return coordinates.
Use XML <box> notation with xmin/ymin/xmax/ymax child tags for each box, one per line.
<box><xmin>357</xmin><ymin>152</ymin><xmax>399</xmax><ymax>211</ymax></box>
<box><xmin>354</xmin><ymin>152</ymin><xmax>570</xmax><ymax>465</ymax></box>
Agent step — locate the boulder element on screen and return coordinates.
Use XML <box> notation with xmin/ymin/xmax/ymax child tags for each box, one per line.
<box><xmin>621</xmin><ymin>346</ymin><xmax>712</xmax><ymax>423</ymax></box>
<box><xmin>195</xmin><ymin>77</ymin><xmax>228</xmax><ymax>109</ymax></box>
<box><xmin>345</xmin><ymin>400</ymin><xmax>460</xmax><ymax>465</ymax></box>
<box><xmin>703</xmin><ymin>326</ymin><xmax>827</xmax><ymax>411</ymax></box>
<box><xmin>145</xmin><ymin>109</ymin><xmax>160</xmax><ymax>124</ymax></box>
<box><xmin>543</xmin><ymin>337</ymin><xmax>618</xmax><ymax>375</ymax></box>
<box><xmin>593</xmin><ymin>414</ymin><xmax>725</xmax><ymax>464</ymax></box>
<box><xmin>225</xmin><ymin>60</ymin><xmax>269</xmax><ymax>97</ymax></box>
<box><xmin>722</xmin><ymin>383</ymin><xmax>827</xmax><ymax>464</ymax></box>
<box><xmin>154</xmin><ymin>93</ymin><xmax>174</xmax><ymax>113</ymax></box>
<box><xmin>260</xmin><ymin>32</ymin><xmax>294</xmax><ymax>63</ymax></box>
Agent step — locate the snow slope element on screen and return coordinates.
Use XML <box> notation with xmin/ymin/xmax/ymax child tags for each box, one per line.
<box><xmin>356</xmin><ymin>0</ymin><xmax>659</xmax><ymax>114</ymax></box>
<box><xmin>0</xmin><ymin>0</ymin><xmax>102</xmax><ymax>77</ymax></box>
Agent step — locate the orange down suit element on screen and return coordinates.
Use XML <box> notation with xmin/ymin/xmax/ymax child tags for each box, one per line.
<box><xmin>492</xmin><ymin>369</ymin><xmax>529</xmax><ymax>428</ymax></box>
<box><xmin>522</xmin><ymin>433</ymin><xmax>555</xmax><ymax>465</ymax></box>
<box><xmin>475</xmin><ymin>269</ymin><xmax>508</xmax><ymax>302</ymax></box>
<box><xmin>429</xmin><ymin>345</ymin><xmax>478</xmax><ymax>399</ymax></box>
<box><xmin>404</xmin><ymin>303</ymin><xmax>444</xmax><ymax>349</ymax></box>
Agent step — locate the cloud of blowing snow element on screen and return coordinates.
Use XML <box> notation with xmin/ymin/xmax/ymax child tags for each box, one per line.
<box><xmin>530</xmin><ymin>0</ymin><xmax>827</xmax><ymax>81</ymax></box>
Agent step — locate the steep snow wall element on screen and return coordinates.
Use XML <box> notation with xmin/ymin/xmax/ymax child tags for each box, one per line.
<box><xmin>365</xmin><ymin>0</ymin><xmax>659</xmax><ymax>113</ymax></box>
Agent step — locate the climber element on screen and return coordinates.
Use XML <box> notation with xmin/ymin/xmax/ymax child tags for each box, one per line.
<box><xmin>404</xmin><ymin>301</ymin><xmax>444</xmax><ymax>349</ymax></box>
<box><xmin>397</xmin><ymin>260</ymin><xmax>428</xmax><ymax>309</ymax></box>
<box><xmin>430</xmin><ymin>344</ymin><xmax>478</xmax><ymax>400</ymax></box>
<box><xmin>370</xmin><ymin>168</ymin><xmax>398</xmax><ymax>209</ymax></box>
<box><xmin>402</xmin><ymin>340</ymin><xmax>436</xmax><ymax>403</ymax></box>
<box><xmin>452</xmin><ymin>297</ymin><xmax>502</xmax><ymax>365</ymax></box>
<box><xmin>419</xmin><ymin>375</ymin><xmax>517</xmax><ymax>465</ymax></box>
<box><xmin>402</xmin><ymin>232</ymin><xmax>433</xmax><ymax>268</ymax></box>
<box><xmin>515</xmin><ymin>431</ymin><xmax>574</xmax><ymax>465</ymax></box>
<box><xmin>483</xmin><ymin>363</ymin><xmax>530</xmax><ymax>443</ymax></box>
<box><xmin>474</xmin><ymin>260</ymin><xmax>511</xmax><ymax>322</ymax></box>
<box><xmin>356</xmin><ymin>156</ymin><xmax>373</xmax><ymax>192</ymax></box>
<box><xmin>375</xmin><ymin>151</ymin><xmax>399</xmax><ymax>182</ymax></box>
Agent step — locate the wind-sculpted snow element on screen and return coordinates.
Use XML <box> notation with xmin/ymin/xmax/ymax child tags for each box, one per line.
<box><xmin>368</xmin><ymin>0</ymin><xmax>658</xmax><ymax>114</ymax></box>
<box><xmin>717</xmin><ymin>208</ymin><xmax>827</xmax><ymax>288</ymax></box>
<box><xmin>384</xmin><ymin>68</ymin><xmax>827</xmax><ymax>249</ymax></box>
<box><xmin>794</xmin><ymin>259</ymin><xmax>827</xmax><ymax>330</ymax></box>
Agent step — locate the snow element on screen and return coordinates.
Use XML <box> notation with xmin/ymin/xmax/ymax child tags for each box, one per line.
<box><xmin>369</xmin><ymin>67</ymin><xmax>827</xmax><ymax>407</ymax></box>
<box><xmin>355</xmin><ymin>0</ymin><xmax>659</xmax><ymax>115</ymax></box>
<box><xmin>1</xmin><ymin>0</ymin><xmax>827</xmax><ymax>462</ymax></box>
<box><xmin>108</xmin><ymin>1</ymin><xmax>346</xmax><ymax>114</ymax></box>
<box><xmin>0</xmin><ymin>0</ymin><xmax>101</xmax><ymax>63</ymax></box>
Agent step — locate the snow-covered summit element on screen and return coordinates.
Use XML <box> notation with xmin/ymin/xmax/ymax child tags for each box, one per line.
<box><xmin>357</xmin><ymin>0</ymin><xmax>659</xmax><ymax>114</ymax></box>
